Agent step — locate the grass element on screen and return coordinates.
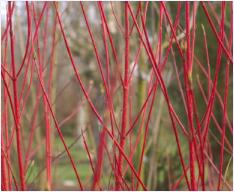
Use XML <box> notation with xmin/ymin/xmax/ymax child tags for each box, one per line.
<box><xmin>25</xmin><ymin>136</ymin><xmax>92</xmax><ymax>189</ymax></box>
<box><xmin>52</xmin><ymin>135</ymin><xmax>112</xmax><ymax>189</ymax></box>
<box><xmin>53</xmin><ymin>135</ymin><xmax>92</xmax><ymax>179</ymax></box>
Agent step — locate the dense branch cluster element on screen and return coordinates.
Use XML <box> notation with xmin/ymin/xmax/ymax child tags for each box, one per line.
<box><xmin>1</xmin><ymin>2</ymin><xmax>233</xmax><ymax>190</ymax></box>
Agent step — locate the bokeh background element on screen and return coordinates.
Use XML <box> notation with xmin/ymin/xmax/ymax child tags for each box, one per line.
<box><xmin>1</xmin><ymin>1</ymin><xmax>233</xmax><ymax>190</ymax></box>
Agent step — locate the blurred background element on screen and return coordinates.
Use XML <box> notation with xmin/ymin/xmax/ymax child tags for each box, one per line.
<box><xmin>1</xmin><ymin>1</ymin><xmax>233</xmax><ymax>190</ymax></box>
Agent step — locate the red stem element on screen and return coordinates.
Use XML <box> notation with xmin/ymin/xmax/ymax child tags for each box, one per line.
<box><xmin>201</xmin><ymin>2</ymin><xmax>232</xmax><ymax>63</ymax></box>
<box><xmin>34</xmin><ymin>58</ymin><xmax>84</xmax><ymax>190</ymax></box>
<box><xmin>202</xmin><ymin>0</ymin><xmax>225</xmax><ymax>152</ymax></box>
<box><xmin>185</xmin><ymin>3</ymin><xmax>196</xmax><ymax>190</ymax></box>
<box><xmin>16</xmin><ymin>2</ymin><xmax>31</xmax><ymax>77</ymax></box>
<box><xmin>128</xmin><ymin>3</ymin><xmax>190</xmax><ymax>188</ymax></box>
<box><xmin>116</xmin><ymin>3</ymin><xmax>129</xmax><ymax>190</ymax></box>
<box><xmin>218</xmin><ymin>2</ymin><xmax>232</xmax><ymax>189</ymax></box>
<box><xmin>2</xmin><ymin>31</ymin><xmax>12</xmax><ymax>190</ymax></box>
<box><xmin>195</xmin><ymin>56</ymin><xmax>233</xmax><ymax>134</ymax></box>
<box><xmin>1</xmin><ymin>138</ymin><xmax>8</xmax><ymax>190</ymax></box>
<box><xmin>54</xmin><ymin>2</ymin><xmax>105</xmax><ymax>130</ymax></box>
<box><xmin>32</xmin><ymin>4</ymin><xmax>52</xmax><ymax>189</ymax></box>
<box><xmin>104</xmin><ymin>127</ymin><xmax>147</xmax><ymax>190</ymax></box>
<box><xmin>92</xmin><ymin>129</ymin><xmax>106</xmax><ymax>190</ymax></box>
<box><xmin>8</xmin><ymin>2</ymin><xmax>26</xmax><ymax>190</ymax></box>
<box><xmin>196</xmin><ymin>77</ymin><xmax>232</xmax><ymax>151</ymax></box>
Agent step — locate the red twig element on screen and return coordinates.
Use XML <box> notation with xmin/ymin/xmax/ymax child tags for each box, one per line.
<box><xmin>116</xmin><ymin>3</ymin><xmax>130</xmax><ymax>190</ymax></box>
<box><xmin>8</xmin><ymin>2</ymin><xmax>26</xmax><ymax>190</ymax></box>
<box><xmin>92</xmin><ymin>129</ymin><xmax>106</xmax><ymax>190</ymax></box>
<box><xmin>218</xmin><ymin>2</ymin><xmax>232</xmax><ymax>189</ymax></box>
<box><xmin>201</xmin><ymin>2</ymin><xmax>233</xmax><ymax>63</ymax></box>
<box><xmin>128</xmin><ymin>3</ymin><xmax>190</xmax><ymax>188</ymax></box>
<box><xmin>34</xmin><ymin>57</ymin><xmax>84</xmax><ymax>189</ymax></box>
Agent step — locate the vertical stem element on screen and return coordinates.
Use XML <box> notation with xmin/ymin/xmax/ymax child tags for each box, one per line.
<box><xmin>2</xmin><ymin>32</ymin><xmax>12</xmax><ymax>190</ymax></box>
<box><xmin>218</xmin><ymin>2</ymin><xmax>230</xmax><ymax>190</ymax></box>
<box><xmin>32</xmin><ymin>4</ymin><xmax>51</xmax><ymax>189</ymax></box>
<box><xmin>92</xmin><ymin>129</ymin><xmax>106</xmax><ymax>190</ymax></box>
<box><xmin>202</xmin><ymin>1</ymin><xmax>225</xmax><ymax>177</ymax></box>
<box><xmin>185</xmin><ymin>2</ymin><xmax>197</xmax><ymax>190</ymax></box>
<box><xmin>48</xmin><ymin>4</ymin><xmax>58</xmax><ymax>179</ymax></box>
<box><xmin>1</xmin><ymin>138</ymin><xmax>7</xmax><ymax>190</ymax></box>
<box><xmin>43</xmin><ymin>11</ymin><xmax>52</xmax><ymax>191</ymax></box>
<box><xmin>34</xmin><ymin>58</ymin><xmax>84</xmax><ymax>190</ymax></box>
<box><xmin>8</xmin><ymin>2</ymin><xmax>26</xmax><ymax>190</ymax></box>
<box><xmin>128</xmin><ymin>2</ymin><xmax>190</xmax><ymax>188</ymax></box>
<box><xmin>116</xmin><ymin>2</ymin><xmax>129</xmax><ymax>190</ymax></box>
<box><xmin>135</xmin><ymin>64</ymin><xmax>146</xmax><ymax>189</ymax></box>
<box><xmin>201</xmin><ymin>2</ymin><xmax>232</xmax><ymax>63</ymax></box>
